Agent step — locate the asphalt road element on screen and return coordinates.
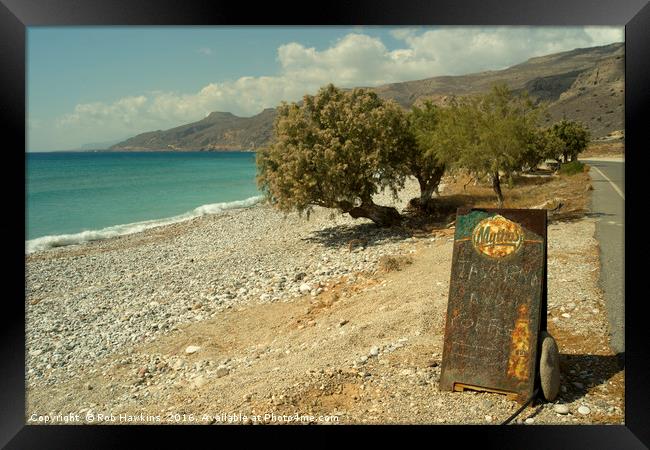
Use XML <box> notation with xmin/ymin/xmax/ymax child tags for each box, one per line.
<box><xmin>582</xmin><ymin>158</ymin><xmax>625</xmax><ymax>355</ymax></box>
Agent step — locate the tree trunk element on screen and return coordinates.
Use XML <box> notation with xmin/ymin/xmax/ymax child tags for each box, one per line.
<box><xmin>491</xmin><ymin>171</ymin><xmax>504</xmax><ymax>208</ymax></box>
<box><xmin>417</xmin><ymin>166</ymin><xmax>445</xmax><ymax>203</ymax></box>
<box><xmin>342</xmin><ymin>200</ymin><xmax>402</xmax><ymax>227</ymax></box>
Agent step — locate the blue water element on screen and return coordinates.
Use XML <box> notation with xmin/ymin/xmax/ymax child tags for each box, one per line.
<box><xmin>26</xmin><ymin>151</ymin><xmax>261</xmax><ymax>252</ymax></box>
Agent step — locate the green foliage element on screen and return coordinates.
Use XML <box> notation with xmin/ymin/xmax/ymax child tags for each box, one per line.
<box><xmin>405</xmin><ymin>101</ymin><xmax>447</xmax><ymax>201</ymax></box>
<box><xmin>558</xmin><ymin>160</ymin><xmax>586</xmax><ymax>175</ymax></box>
<box><xmin>551</xmin><ymin>119</ymin><xmax>590</xmax><ymax>162</ymax></box>
<box><xmin>520</xmin><ymin>127</ymin><xmax>565</xmax><ymax>170</ymax></box>
<box><xmin>256</xmin><ymin>84</ymin><xmax>410</xmax><ymax>220</ymax></box>
<box><xmin>258</xmin><ymin>81</ymin><xmax>590</xmax><ymax>215</ymax></box>
<box><xmin>431</xmin><ymin>84</ymin><xmax>544</xmax><ymax>205</ymax></box>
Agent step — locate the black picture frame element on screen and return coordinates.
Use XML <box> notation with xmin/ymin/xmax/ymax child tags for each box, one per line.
<box><xmin>2</xmin><ymin>0</ymin><xmax>647</xmax><ymax>447</ymax></box>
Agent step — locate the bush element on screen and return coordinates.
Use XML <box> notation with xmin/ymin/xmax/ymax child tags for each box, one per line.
<box><xmin>558</xmin><ymin>161</ymin><xmax>586</xmax><ymax>175</ymax></box>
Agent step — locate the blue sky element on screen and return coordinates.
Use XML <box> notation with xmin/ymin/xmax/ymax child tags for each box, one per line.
<box><xmin>27</xmin><ymin>26</ymin><xmax>623</xmax><ymax>151</ymax></box>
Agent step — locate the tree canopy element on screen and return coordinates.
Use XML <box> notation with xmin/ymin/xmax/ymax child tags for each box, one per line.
<box><xmin>256</xmin><ymin>84</ymin><xmax>409</xmax><ymax>226</ymax></box>
<box><xmin>433</xmin><ymin>84</ymin><xmax>545</xmax><ymax>206</ymax></box>
<box><xmin>551</xmin><ymin>119</ymin><xmax>591</xmax><ymax>162</ymax></box>
<box><xmin>258</xmin><ymin>82</ymin><xmax>589</xmax><ymax>215</ymax></box>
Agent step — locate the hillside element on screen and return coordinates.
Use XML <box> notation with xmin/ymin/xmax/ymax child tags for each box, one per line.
<box><xmin>111</xmin><ymin>42</ymin><xmax>624</xmax><ymax>151</ymax></box>
<box><xmin>113</xmin><ymin>109</ymin><xmax>276</xmax><ymax>151</ymax></box>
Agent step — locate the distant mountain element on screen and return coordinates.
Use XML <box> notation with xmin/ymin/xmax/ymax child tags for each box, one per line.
<box><xmin>111</xmin><ymin>109</ymin><xmax>275</xmax><ymax>151</ymax></box>
<box><xmin>73</xmin><ymin>138</ymin><xmax>128</xmax><ymax>151</ymax></box>
<box><xmin>111</xmin><ymin>42</ymin><xmax>624</xmax><ymax>151</ymax></box>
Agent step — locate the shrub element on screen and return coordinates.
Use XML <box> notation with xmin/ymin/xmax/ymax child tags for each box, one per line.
<box><xmin>558</xmin><ymin>160</ymin><xmax>586</xmax><ymax>175</ymax></box>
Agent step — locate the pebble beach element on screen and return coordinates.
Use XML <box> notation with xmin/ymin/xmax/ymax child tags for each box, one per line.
<box><xmin>26</xmin><ymin>180</ymin><xmax>421</xmax><ymax>389</ymax></box>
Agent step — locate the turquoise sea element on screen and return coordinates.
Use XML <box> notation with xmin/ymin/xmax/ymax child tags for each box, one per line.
<box><xmin>26</xmin><ymin>151</ymin><xmax>261</xmax><ymax>253</ymax></box>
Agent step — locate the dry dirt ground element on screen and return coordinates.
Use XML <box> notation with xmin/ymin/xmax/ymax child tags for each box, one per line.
<box><xmin>581</xmin><ymin>141</ymin><xmax>624</xmax><ymax>159</ymax></box>
<box><xmin>26</xmin><ymin>172</ymin><xmax>624</xmax><ymax>426</ymax></box>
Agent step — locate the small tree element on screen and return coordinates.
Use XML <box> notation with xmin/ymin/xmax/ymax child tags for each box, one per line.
<box><xmin>405</xmin><ymin>102</ymin><xmax>447</xmax><ymax>204</ymax></box>
<box><xmin>520</xmin><ymin>127</ymin><xmax>565</xmax><ymax>171</ymax></box>
<box><xmin>256</xmin><ymin>84</ymin><xmax>409</xmax><ymax>227</ymax></box>
<box><xmin>551</xmin><ymin>119</ymin><xmax>590</xmax><ymax>162</ymax></box>
<box><xmin>437</xmin><ymin>84</ymin><xmax>542</xmax><ymax>207</ymax></box>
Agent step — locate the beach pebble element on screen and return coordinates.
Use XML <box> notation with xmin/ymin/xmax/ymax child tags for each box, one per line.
<box><xmin>215</xmin><ymin>366</ymin><xmax>230</xmax><ymax>378</ymax></box>
<box><xmin>172</xmin><ymin>359</ymin><xmax>186</xmax><ymax>370</ymax></box>
<box><xmin>192</xmin><ymin>375</ymin><xmax>207</xmax><ymax>388</ymax></box>
<box><xmin>525</xmin><ymin>418</ymin><xmax>535</xmax><ymax>424</ymax></box>
<box><xmin>554</xmin><ymin>404</ymin><xmax>570</xmax><ymax>415</ymax></box>
<box><xmin>369</xmin><ymin>346</ymin><xmax>380</xmax><ymax>357</ymax></box>
<box><xmin>185</xmin><ymin>345</ymin><xmax>201</xmax><ymax>355</ymax></box>
<box><xmin>578</xmin><ymin>406</ymin><xmax>591</xmax><ymax>415</ymax></box>
<box><xmin>299</xmin><ymin>283</ymin><xmax>311</xmax><ymax>294</ymax></box>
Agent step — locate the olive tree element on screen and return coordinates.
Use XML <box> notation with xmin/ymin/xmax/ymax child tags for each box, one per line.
<box><xmin>550</xmin><ymin>119</ymin><xmax>590</xmax><ymax>162</ymax></box>
<box><xmin>256</xmin><ymin>84</ymin><xmax>410</xmax><ymax>227</ymax></box>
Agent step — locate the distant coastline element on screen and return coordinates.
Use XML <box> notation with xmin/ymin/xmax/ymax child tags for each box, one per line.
<box><xmin>32</xmin><ymin>148</ymin><xmax>257</xmax><ymax>153</ymax></box>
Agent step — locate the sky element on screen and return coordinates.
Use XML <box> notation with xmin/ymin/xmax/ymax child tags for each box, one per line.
<box><xmin>27</xmin><ymin>26</ymin><xmax>624</xmax><ymax>152</ymax></box>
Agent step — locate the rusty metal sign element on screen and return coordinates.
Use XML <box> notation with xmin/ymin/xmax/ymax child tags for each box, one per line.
<box><xmin>439</xmin><ymin>208</ymin><xmax>547</xmax><ymax>403</ymax></box>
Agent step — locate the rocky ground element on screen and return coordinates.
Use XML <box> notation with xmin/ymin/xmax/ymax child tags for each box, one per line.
<box><xmin>25</xmin><ymin>177</ymin><xmax>624</xmax><ymax>425</ymax></box>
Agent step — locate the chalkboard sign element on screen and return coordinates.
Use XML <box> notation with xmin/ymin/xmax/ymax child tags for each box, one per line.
<box><xmin>439</xmin><ymin>208</ymin><xmax>547</xmax><ymax>403</ymax></box>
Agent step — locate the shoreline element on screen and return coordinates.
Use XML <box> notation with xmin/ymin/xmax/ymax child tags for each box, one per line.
<box><xmin>26</xmin><ymin>195</ymin><xmax>264</xmax><ymax>255</ymax></box>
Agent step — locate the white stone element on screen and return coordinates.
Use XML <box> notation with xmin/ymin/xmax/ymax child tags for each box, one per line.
<box><xmin>554</xmin><ymin>404</ymin><xmax>570</xmax><ymax>415</ymax></box>
<box><xmin>172</xmin><ymin>359</ymin><xmax>186</xmax><ymax>370</ymax></box>
<box><xmin>299</xmin><ymin>283</ymin><xmax>312</xmax><ymax>294</ymax></box>
<box><xmin>369</xmin><ymin>346</ymin><xmax>380</xmax><ymax>356</ymax></box>
<box><xmin>578</xmin><ymin>405</ymin><xmax>591</xmax><ymax>415</ymax></box>
<box><xmin>185</xmin><ymin>345</ymin><xmax>201</xmax><ymax>354</ymax></box>
<box><xmin>192</xmin><ymin>375</ymin><xmax>207</xmax><ymax>388</ymax></box>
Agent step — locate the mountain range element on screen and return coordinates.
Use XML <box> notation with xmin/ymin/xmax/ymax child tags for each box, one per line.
<box><xmin>110</xmin><ymin>42</ymin><xmax>624</xmax><ymax>152</ymax></box>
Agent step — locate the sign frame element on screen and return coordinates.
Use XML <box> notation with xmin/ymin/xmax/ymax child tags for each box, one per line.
<box><xmin>439</xmin><ymin>208</ymin><xmax>548</xmax><ymax>404</ymax></box>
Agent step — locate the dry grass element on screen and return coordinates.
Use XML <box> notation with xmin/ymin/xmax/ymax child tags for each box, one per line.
<box><xmin>427</xmin><ymin>170</ymin><xmax>593</xmax><ymax>222</ymax></box>
<box><xmin>377</xmin><ymin>255</ymin><xmax>414</xmax><ymax>273</ymax></box>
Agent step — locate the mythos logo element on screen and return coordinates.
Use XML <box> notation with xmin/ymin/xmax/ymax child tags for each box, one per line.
<box><xmin>471</xmin><ymin>215</ymin><xmax>524</xmax><ymax>258</ymax></box>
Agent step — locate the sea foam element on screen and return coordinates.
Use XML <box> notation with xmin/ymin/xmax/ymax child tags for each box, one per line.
<box><xmin>26</xmin><ymin>195</ymin><xmax>263</xmax><ymax>254</ymax></box>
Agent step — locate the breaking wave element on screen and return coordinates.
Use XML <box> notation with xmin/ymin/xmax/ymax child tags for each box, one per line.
<box><xmin>26</xmin><ymin>195</ymin><xmax>263</xmax><ymax>254</ymax></box>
